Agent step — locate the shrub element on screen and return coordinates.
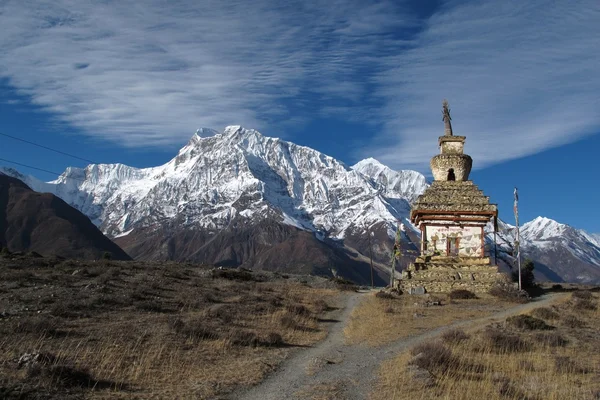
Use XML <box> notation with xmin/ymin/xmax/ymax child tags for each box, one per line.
<box><xmin>441</xmin><ymin>328</ymin><xmax>470</xmax><ymax>345</ymax></box>
<box><xmin>448</xmin><ymin>289</ymin><xmax>477</xmax><ymax>300</ymax></box>
<box><xmin>489</xmin><ymin>283</ymin><xmax>529</xmax><ymax>303</ymax></box>
<box><xmin>554</xmin><ymin>356</ymin><xmax>589</xmax><ymax>374</ymax></box>
<box><xmin>1</xmin><ymin>246</ymin><xmax>10</xmax><ymax>256</ymax></box>
<box><xmin>206</xmin><ymin>304</ymin><xmax>233</xmax><ymax>323</ymax></box>
<box><xmin>135</xmin><ymin>300</ymin><xmax>170</xmax><ymax>313</ymax></box>
<box><xmin>313</xmin><ymin>299</ymin><xmax>330</xmax><ymax>313</ymax></box>
<box><xmin>170</xmin><ymin>318</ymin><xmax>218</xmax><ymax>341</ymax></box>
<box><xmin>375</xmin><ymin>291</ymin><xmax>395</xmax><ymax>299</ymax></box>
<box><xmin>562</xmin><ymin>315</ymin><xmax>586</xmax><ymax>328</ymax></box>
<box><xmin>573</xmin><ymin>298</ymin><xmax>597</xmax><ymax>311</ymax></box>
<box><xmin>511</xmin><ymin>258</ymin><xmax>535</xmax><ymax>288</ymax></box>
<box><xmin>571</xmin><ymin>290</ymin><xmax>593</xmax><ymax>300</ymax></box>
<box><xmin>506</xmin><ymin>315</ymin><xmax>554</xmax><ymax>331</ymax></box>
<box><xmin>409</xmin><ymin>342</ymin><xmax>456</xmax><ymax>374</ymax></box>
<box><xmin>230</xmin><ymin>330</ymin><xmax>259</xmax><ymax>347</ymax></box>
<box><xmin>12</xmin><ymin>316</ymin><xmax>59</xmax><ymax>336</ymax></box>
<box><xmin>102</xmin><ymin>252</ymin><xmax>112</xmax><ymax>260</ymax></box>
<box><xmin>279</xmin><ymin>313</ymin><xmax>298</xmax><ymax>330</ymax></box>
<box><xmin>211</xmin><ymin>268</ymin><xmax>255</xmax><ymax>281</ymax></box>
<box><xmin>286</xmin><ymin>304</ymin><xmax>311</xmax><ymax>316</ymax></box>
<box><xmin>535</xmin><ymin>332</ymin><xmax>568</xmax><ymax>347</ymax></box>
<box><xmin>262</xmin><ymin>332</ymin><xmax>284</xmax><ymax>347</ymax></box>
<box><xmin>530</xmin><ymin>307</ymin><xmax>559</xmax><ymax>320</ymax></box>
<box><xmin>483</xmin><ymin>327</ymin><xmax>531</xmax><ymax>353</ymax></box>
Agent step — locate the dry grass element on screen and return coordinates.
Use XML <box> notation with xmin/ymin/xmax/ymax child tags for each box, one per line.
<box><xmin>374</xmin><ymin>291</ymin><xmax>600</xmax><ymax>400</ymax></box>
<box><xmin>344</xmin><ymin>292</ymin><xmax>513</xmax><ymax>346</ymax></box>
<box><xmin>0</xmin><ymin>257</ymin><xmax>340</xmax><ymax>399</ymax></box>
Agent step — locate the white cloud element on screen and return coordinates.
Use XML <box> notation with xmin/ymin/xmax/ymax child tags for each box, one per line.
<box><xmin>366</xmin><ymin>0</ymin><xmax>600</xmax><ymax>170</ymax></box>
<box><xmin>0</xmin><ymin>0</ymin><xmax>409</xmax><ymax>147</ymax></box>
<box><xmin>0</xmin><ymin>0</ymin><xmax>599</xmax><ymax>170</ymax></box>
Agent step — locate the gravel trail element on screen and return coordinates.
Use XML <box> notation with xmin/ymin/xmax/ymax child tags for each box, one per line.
<box><xmin>232</xmin><ymin>291</ymin><xmax>567</xmax><ymax>400</ymax></box>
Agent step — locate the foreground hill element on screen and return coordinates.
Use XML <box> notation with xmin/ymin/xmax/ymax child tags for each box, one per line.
<box><xmin>0</xmin><ymin>174</ymin><xmax>130</xmax><ymax>260</ymax></box>
<box><xmin>0</xmin><ymin>254</ymin><xmax>341</xmax><ymax>399</ymax></box>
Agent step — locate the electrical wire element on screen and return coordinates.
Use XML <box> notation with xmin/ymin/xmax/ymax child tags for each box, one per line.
<box><xmin>0</xmin><ymin>131</ymin><xmax>97</xmax><ymax>164</ymax></box>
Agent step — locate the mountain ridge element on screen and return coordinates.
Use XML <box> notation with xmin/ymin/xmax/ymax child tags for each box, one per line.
<box><xmin>2</xmin><ymin>126</ymin><xmax>599</xmax><ymax>283</ymax></box>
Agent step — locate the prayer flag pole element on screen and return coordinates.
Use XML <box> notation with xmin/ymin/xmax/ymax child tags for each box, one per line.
<box><xmin>514</xmin><ymin>187</ymin><xmax>522</xmax><ymax>291</ymax></box>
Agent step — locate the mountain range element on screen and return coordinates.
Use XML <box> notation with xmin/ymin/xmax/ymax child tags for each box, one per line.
<box><xmin>2</xmin><ymin>126</ymin><xmax>599</xmax><ymax>284</ymax></box>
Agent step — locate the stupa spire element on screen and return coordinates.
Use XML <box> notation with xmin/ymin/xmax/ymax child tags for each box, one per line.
<box><xmin>442</xmin><ymin>99</ymin><xmax>453</xmax><ymax>136</ymax></box>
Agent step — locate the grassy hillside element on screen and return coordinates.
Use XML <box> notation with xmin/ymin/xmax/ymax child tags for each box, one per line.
<box><xmin>375</xmin><ymin>290</ymin><xmax>600</xmax><ymax>399</ymax></box>
<box><xmin>0</xmin><ymin>254</ymin><xmax>343</xmax><ymax>399</ymax></box>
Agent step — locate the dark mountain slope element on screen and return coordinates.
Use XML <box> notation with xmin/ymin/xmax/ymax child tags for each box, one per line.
<box><xmin>0</xmin><ymin>174</ymin><xmax>130</xmax><ymax>260</ymax></box>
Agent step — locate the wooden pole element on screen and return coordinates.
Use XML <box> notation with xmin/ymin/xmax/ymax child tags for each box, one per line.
<box><xmin>514</xmin><ymin>187</ymin><xmax>522</xmax><ymax>291</ymax></box>
<box><xmin>369</xmin><ymin>231</ymin><xmax>374</xmax><ymax>289</ymax></box>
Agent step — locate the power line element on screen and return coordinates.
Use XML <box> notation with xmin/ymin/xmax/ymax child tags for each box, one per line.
<box><xmin>0</xmin><ymin>131</ymin><xmax>97</xmax><ymax>164</ymax></box>
<box><xmin>0</xmin><ymin>157</ymin><xmax>86</xmax><ymax>182</ymax></box>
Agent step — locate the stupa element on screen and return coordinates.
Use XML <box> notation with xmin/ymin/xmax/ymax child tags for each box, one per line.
<box><xmin>400</xmin><ymin>100</ymin><xmax>505</xmax><ymax>294</ymax></box>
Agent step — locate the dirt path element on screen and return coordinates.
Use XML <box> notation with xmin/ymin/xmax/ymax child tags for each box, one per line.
<box><xmin>232</xmin><ymin>291</ymin><xmax>567</xmax><ymax>400</ymax></box>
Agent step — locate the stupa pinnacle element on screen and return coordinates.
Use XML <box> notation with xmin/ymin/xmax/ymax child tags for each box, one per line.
<box><xmin>430</xmin><ymin>100</ymin><xmax>473</xmax><ymax>182</ymax></box>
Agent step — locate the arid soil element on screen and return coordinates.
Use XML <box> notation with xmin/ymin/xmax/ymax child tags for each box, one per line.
<box><xmin>233</xmin><ymin>291</ymin><xmax>568</xmax><ymax>400</ymax></box>
<box><xmin>0</xmin><ymin>254</ymin><xmax>344</xmax><ymax>399</ymax></box>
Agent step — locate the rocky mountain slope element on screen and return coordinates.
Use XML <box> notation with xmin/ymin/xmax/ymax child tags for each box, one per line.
<box><xmin>2</xmin><ymin>126</ymin><xmax>599</xmax><ymax>283</ymax></box>
<box><xmin>0</xmin><ymin>173</ymin><xmax>130</xmax><ymax>260</ymax></box>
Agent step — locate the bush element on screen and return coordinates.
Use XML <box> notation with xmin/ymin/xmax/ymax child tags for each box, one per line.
<box><xmin>102</xmin><ymin>252</ymin><xmax>112</xmax><ymax>260</ymax></box>
<box><xmin>562</xmin><ymin>315</ymin><xmax>586</xmax><ymax>328</ymax></box>
<box><xmin>211</xmin><ymin>268</ymin><xmax>255</xmax><ymax>281</ymax></box>
<box><xmin>554</xmin><ymin>356</ymin><xmax>589</xmax><ymax>374</ymax></box>
<box><xmin>441</xmin><ymin>328</ymin><xmax>470</xmax><ymax>344</ymax></box>
<box><xmin>483</xmin><ymin>327</ymin><xmax>531</xmax><ymax>353</ymax></box>
<box><xmin>1</xmin><ymin>247</ymin><xmax>10</xmax><ymax>256</ymax></box>
<box><xmin>25</xmin><ymin>363</ymin><xmax>107</xmax><ymax>389</ymax></box>
<box><xmin>169</xmin><ymin>318</ymin><xmax>218</xmax><ymax>341</ymax></box>
<box><xmin>571</xmin><ymin>290</ymin><xmax>593</xmax><ymax>300</ymax></box>
<box><xmin>409</xmin><ymin>342</ymin><xmax>456</xmax><ymax>374</ymax></box>
<box><xmin>230</xmin><ymin>330</ymin><xmax>260</xmax><ymax>347</ymax></box>
<box><xmin>286</xmin><ymin>304</ymin><xmax>311</xmax><ymax>316</ymax></box>
<box><xmin>135</xmin><ymin>300</ymin><xmax>170</xmax><ymax>313</ymax></box>
<box><xmin>376</xmin><ymin>291</ymin><xmax>395</xmax><ymax>299</ymax></box>
<box><xmin>313</xmin><ymin>299</ymin><xmax>329</xmax><ymax>313</ymax></box>
<box><xmin>489</xmin><ymin>283</ymin><xmax>529</xmax><ymax>303</ymax></box>
<box><xmin>262</xmin><ymin>332</ymin><xmax>284</xmax><ymax>347</ymax></box>
<box><xmin>448</xmin><ymin>289</ymin><xmax>477</xmax><ymax>300</ymax></box>
<box><xmin>530</xmin><ymin>307</ymin><xmax>559</xmax><ymax>320</ymax></box>
<box><xmin>279</xmin><ymin>313</ymin><xmax>298</xmax><ymax>330</ymax></box>
<box><xmin>506</xmin><ymin>315</ymin><xmax>554</xmax><ymax>331</ymax></box>
<box><xmin>12</xmin><ymin>316</ymin><xmax>59</xmax><ymax>336</ymax></box>
<box><xmin>511</xmin><ymin>258</ymin><xmax>535</xmax><ymax>288</ymax></box>
<box><xmin>572</xmin><ymin>298</ymin><xmax>597</xmax><ymax>311</ymax></box>
<box><xmin>535</xmin><ymin>332</ymin><xmax>568</xmax><ymax>347</ymax></box>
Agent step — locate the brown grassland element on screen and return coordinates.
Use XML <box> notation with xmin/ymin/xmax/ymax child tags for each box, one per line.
<box><xmin>374</xmin><ymin>290</ymin><xmax>600</xmax><ymax>400</ymax></box>
<box><xmin>344</xmin><ymin>290</ymin><xmax>514</xmax><ymax>346</ymax></box>
<box><xmin>0</xmin><ymin>254</ymin><xmax>342</xmax><ymax>399</ymax></box>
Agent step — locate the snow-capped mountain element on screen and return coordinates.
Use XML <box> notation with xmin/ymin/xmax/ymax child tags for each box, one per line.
<box><xmin>11</xmin><ymin>126</ymin><xmax>425</xmax><ymax>238</ymax></box>
<box><xmin>2</xmin><ymin>126</ymin><xmax>599</xmax><ymax>284</ymax></box>
<box><xmin>0</xmin><ymin>127</ymin><xmax>428</xmax><ymax>284</ymax></box>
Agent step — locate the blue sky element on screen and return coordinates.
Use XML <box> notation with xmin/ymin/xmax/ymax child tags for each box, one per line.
<box><xmin>0</xmin><ymin>0</ymin><xmax>599</xmax><ymax>232</ymax></box>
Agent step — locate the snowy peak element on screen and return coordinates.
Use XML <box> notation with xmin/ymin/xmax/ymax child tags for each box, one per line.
<box><xmin>521</xmin><ymin>216</ymin><xmax>568</xmax><ymax>241</ymax></box>
<box><xmin>352</xmin><ymin>157</ymin><xmax>428</xmax><ymax>203</ymax></box>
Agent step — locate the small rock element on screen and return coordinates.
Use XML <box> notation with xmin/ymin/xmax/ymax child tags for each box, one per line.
<box><xmin>406</xmin><ymin>364</ymin><xmax>435</xmax><ymax>387</ymax></box>
<box><xmin>17</xmin><ymin>352</ymin><xmax>56</xmax><ymax>369</ymax></box>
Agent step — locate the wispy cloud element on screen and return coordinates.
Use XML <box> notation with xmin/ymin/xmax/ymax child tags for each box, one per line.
<box><xmin>367</xmin><ymin>0</ymin><xmax>600</xmax><ymax>170</ymax></box>
<box><xmin>0</xmin><ymin>0</ymin><xmax>599</xmax><ymax>170</ymax></box>
<box><xmin>0</xmin><ymin>0</ymin><xmax>411</xmax><ymax>147</ymax></box>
